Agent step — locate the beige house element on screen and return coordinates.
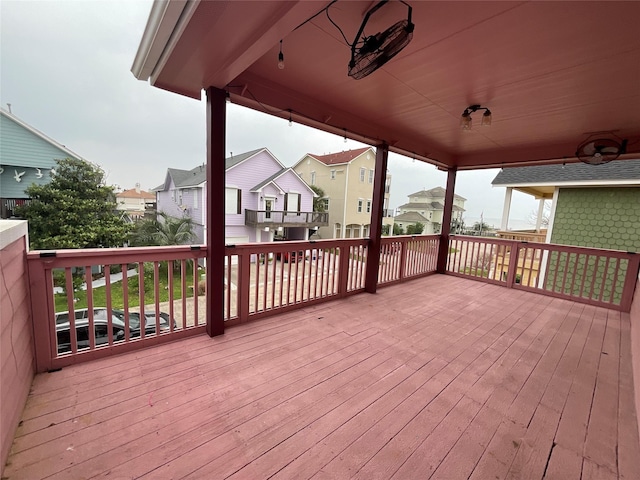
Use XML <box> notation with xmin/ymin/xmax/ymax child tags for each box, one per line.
<box><xmin>396</xmin><ymin>187</ymin><xmax>466</xmax><ymax>234</ymax></box>
<box><xmin>293</xmin><ymin>147</ymin><xmax>393</xmax><ymax>239</ymax></box>
<box><xmin>116</xmin><ymin>183</ymin><xmax>156</xmax><ymax>221</ymax></box>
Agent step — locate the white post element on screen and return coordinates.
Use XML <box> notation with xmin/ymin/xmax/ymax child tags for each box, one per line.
<box><xmin>538</xmin><ymin>188</ymin><xmax>560</xmax><ymax>288</ymax></box>
<box><xmin>500</xmin><ymin>187</ymin><xmax>513</xmax><ymax>231</ymax></box>
<box><xmin>535</xmin><ymin>198</ymin><xmax>545</xmax><ymax>232</ymax></box>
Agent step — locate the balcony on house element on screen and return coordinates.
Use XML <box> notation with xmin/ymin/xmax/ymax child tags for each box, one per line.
<box><xmin>3</xmin><ymin>218</ymin><xmax>640</xmax><ymax>479</ymax></box>
<box><xmin>244</xmin><ymin>209</ymin><xmax>328</xmax><ymax>228</ymax></box>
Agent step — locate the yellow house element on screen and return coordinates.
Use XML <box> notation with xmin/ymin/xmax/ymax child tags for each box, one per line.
<box><xmin>293</xmin><ymin>147</ymin><xmax>393</xmax><ymax>239</ymax></box>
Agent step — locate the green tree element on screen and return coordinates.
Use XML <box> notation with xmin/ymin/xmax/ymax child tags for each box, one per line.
<box><xmin>393</xmin><ymin>224</ymin><xmax>404</xmax><ymax>235</ymax></box>
<box><xmin>129</xmin><ymin>212</ymin><xmax>196</xmax><ymax>246</ymax></box>
<box><xmin>451</xmin><ymin>217</ymin><xmax>465</xmax><ymax>234</ymax></box>
<box><xmin>472</xmin><ymin>221</ymin><xmax>492</xmax><ymax>235</ymax></box>
<box><xmin>381</xmin><ymin>224</ymin><xmax>390</xmax><ymax>236</ymax></box>
<box><xmin>406</xmin><ymin>222</ymin><xmax>425</xmax><ymax>235</ymax></box>
<box><xmin>17</xmin><ymin>158</ymin><xmax>129</xmax><ymax>249</ymax></box>
<box><xmin>309</xmin><ymin>185</ymin><xmax>326</xmax><ymax>212</ymax></box>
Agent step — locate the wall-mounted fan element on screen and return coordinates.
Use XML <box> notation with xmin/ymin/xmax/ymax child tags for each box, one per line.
<box><xmin>348</xmin><ymin>0</ymin><xmax>414</xmax><ymax>80</ymax></box>
<box><xmin>575</xmin><ymin>137</ymin><xmax>627</xmax><ymax>165</ymax></box>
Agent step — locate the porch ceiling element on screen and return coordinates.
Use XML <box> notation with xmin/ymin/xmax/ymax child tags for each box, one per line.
<box><xmin>133</xmin><ymin>1</ymin><xmax>640</xmax><ymax>170</ymax></box>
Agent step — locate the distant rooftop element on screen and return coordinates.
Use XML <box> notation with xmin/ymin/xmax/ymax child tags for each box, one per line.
<box><xmin>408</xmin><ymin>186</ymin><xmax>466</xmax><ymax>201</ymax></box>
<box><xmin>308</xmin><ymin>147</ymin><xmax>372</xmax><ymax>166</ymax></box>
<box><xmin>492</xmin><ymin>159</ymin><xmax>640</xmax><ymax>186</ymax></box>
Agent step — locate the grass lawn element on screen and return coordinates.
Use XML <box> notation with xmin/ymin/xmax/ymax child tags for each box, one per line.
<box><xmin>54</xmin><ymin>269</ymin><xmax>196</xmax><ymax>312</ymax></box>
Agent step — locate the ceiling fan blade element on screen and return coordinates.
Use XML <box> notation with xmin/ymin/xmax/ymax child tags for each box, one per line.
<box><xmin>582</xmin><ymin>142</ymin><xmax>596</xmax><ymax>156</ymax></box>
<box><xmin>599</xmin><ymin>146</ymin><xmax>620</xmax><ymax>154</ymax></box>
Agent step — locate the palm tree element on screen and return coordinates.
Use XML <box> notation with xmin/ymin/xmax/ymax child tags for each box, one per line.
<box><xmin>129</xmin><ymin>212</ymin><xmax>196</xmax><ymax>246</ymax></box>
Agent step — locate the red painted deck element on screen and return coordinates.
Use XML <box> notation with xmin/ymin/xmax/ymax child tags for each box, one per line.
<box><xmin>5</xmin><ymin>275</ymin><xmax>640</xmax><ymax>479</ymax></box>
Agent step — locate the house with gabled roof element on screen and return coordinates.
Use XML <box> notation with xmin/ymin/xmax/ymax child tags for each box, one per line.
<box><xmin>115</xmin><ymin>183</ymin><xmax>156</xmax><ymax>221</ymax></box>
<box><xmin>155</xmin><ymin>148</ymin><xmax>326</xmax><ymax>245</ymax></box>
<box><xmin>293</xmin><ymin>147</ymin><xmax>393</xmax><ymax>239</ymax></box>
<box><xmin>0</xmin><ymin>108</ymin><xmax>86</xmax><ymax>218</ymax></box>
<box><xmin>492</xmin><ymin>160</ymin><xmax>640</xmax><ymax>252</ymax></box>
<box><xmin>396</xmin><ymin>187</ymin><xmax>466</xmax><ymax>234</ymax></box>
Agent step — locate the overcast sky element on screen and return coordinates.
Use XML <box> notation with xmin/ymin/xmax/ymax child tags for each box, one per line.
<box><xmin>1</xmin><ymin>0</ymin><xmax>539</xmax><ymax>229</ymax></box>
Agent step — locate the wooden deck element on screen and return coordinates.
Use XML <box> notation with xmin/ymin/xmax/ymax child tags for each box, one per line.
<box><xmin>5</xmin><ymin>275</ymin><xmax>640</xmax><ymax>479</ymax></box>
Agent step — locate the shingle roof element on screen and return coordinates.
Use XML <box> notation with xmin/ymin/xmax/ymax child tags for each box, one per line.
<box><xmin>491</xmin><ymin>159</ymin><xmax>640</xmax><ymax>186</ymax></box>
<box><xmin>307</xmin><ymin>147</ymin><xmax>371</xmax><ymax>166</ymax></box>
<box><xmin>408</xmin><ymin>186</ymin><xmax>466</xmax><ymax>201</ymax></box>
<box><xmin>116</xmin><ymin>188</ymin><xmax>155</xmax><ymax>200</ymax></box>
<box><xmin>394</xmin><ymin>212</ymin><xmax>429</xmax><ymax>223</ymax></box>
<box><xmin>398</xmin><ymin>201</ymin><xmax>464</xmax><ymax>212</ymax></box>
<box><xmin>251</xmin><ymin>168</ymin><xmax>287</xmax><ymax>192</ymax></box>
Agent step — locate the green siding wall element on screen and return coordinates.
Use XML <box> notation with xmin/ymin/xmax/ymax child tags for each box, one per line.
<box><xmin>551</xmin><ymin>187</ymin><xmax>640</xmax><ymax>252</ymax></box>
<box><xmin>546</xmin><ymin>187</ymin><xmax>640</xmax><ymax>304</ymax></box>
<box><xmin>1</xmin><ymin>113</ymin><xmax>76</xmax><ymax>198</ymax></box>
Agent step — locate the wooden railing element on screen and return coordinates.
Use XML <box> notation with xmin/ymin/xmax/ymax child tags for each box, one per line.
<box><xmin>223</xmin><ymin>238</ymin><xmax>368</xmax><ymax>326</ymax></box>
<box><xmin>28</xmin><ymin>234</ymin><xmax>636</xmax><ymax>372</ymax></box>
<box><xmin>27</xmin><ymin>245</ymin><xmax>208</xmax><ymax>372</ymax></box>
<box><xmin>446</xmin><ymin>235</ymin><xmax>639</xmax><ymax>311</ymax></box>
<box><xmin>26</xmin><ymin>239</ymin><xmax>369</xmax><ymax>372</ymax></box>
<box><xmin>378</xmin><ymin>235</ymin><xmax>439</xmax><ymax>285</ymax></box>
<box><xmin>244</xmin><ymin>209</ymin><xmax>329</xmax><ymax>227</ymax></box>
<box><xmin>496</xmin><ymin>229</ymin><xmax>547</xmax><ymax>243</ymax></box>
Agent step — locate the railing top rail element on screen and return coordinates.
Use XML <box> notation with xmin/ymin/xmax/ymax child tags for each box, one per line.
<box><xmin>381</xmin><ymin>234</ymin><xmax>440</xmax><ymax>242</ymax></box>
<box><xmin>450</xmin><ymin>235</ymin><xmax>637</xmax><ymax>259</ymax></box>
<box><xmin>225</xmin><ymin>238</ymin><xmax>368</xmax><ymax>253</ymax></box>
<box><xmin>27</xmin><ymin>244</ymin><xmax>207</xmax><ymax>267</ymax></box>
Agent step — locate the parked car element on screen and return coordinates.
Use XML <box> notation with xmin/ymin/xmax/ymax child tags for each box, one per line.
<box><xmin>55</xmin><ymin>308</ymin><xmax>175</xmax><ymax>354</ymax></box>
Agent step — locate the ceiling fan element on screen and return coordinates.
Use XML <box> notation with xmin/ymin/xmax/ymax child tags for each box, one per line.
<box><xmin>575</xmin><ymin>137</ymin><xmax>627</xmax><ymax>165</ymax></box>
<box><xmin>348</xmin><ymin>0</ymin><xmax>414</xmax><ymax>80</ymax></box>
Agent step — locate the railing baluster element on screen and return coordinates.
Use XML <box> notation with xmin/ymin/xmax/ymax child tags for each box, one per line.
<box><xmin>255</xmin><ymin>254</ymin><xmax>261</xmax><ymax>312</ymax></box>
<box><xmin>169</xmin><ymin>261</ymin><xmax>175</xmax><ymax>331</ymax></box>
<box><xmin>181</xmin><ymin>259</ymin><xmax>187</xmax><ymax>328</ymax></box>
<box><xmin>154</xmin><ymin>261</ymin><xmax>161</xmax><ymax>333</ymax></box>
<box><xmin>105</xmin><ymin>265</ymin><xmax>113</xmax><ymax>346</ymax></box>
<box><xmin>85</xmin><ymin>266</ymin><xmax>95</xmax><ymax>350</ymax></box>
<box><xmin>588</xmin><ymin>257</ymin><xmax>601</xmax><ymax>300</ymax></box>
<box><xmin>193</xmin><ymin>259</ymin><xmax>199</xmax><ymax>326</ymax></box>
<box><xmin>138</xmin><ymin>262</ymin><xmax>145</xmax><ymax>340</ymax></box>
<box><xmin>65</xmin><ymin>268</ymin><xmax>77</xmax><ymax>354</ymax></box>
<box><xmin>578</xmin><ymin>254</ymin><xmax>589</xmax><ymax>298</ymax></box>
<box><xmin>598</xmin><ymin>256</ymin><xmax>611</xmax><ymax>302</ymax></box>
<box><xmin>122</xmin><ymin>263</ymin><xmax>130</xmax><ymax>341</ymax></box>
<box><xmin>271</xmin><ymin>251</ymin><xmax>277</xmax><ymax>308</ymax></box>
<box><xmin>609</xmin><ymin>257</ymin><xmax>621</xmax><ymax>305</ymax></box>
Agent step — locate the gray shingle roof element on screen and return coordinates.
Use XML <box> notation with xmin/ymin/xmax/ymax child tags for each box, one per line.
<box><xmin>491</xmin><ymin>159</ymin><xmax>640</xmax><ymax>186</ymax></box>
<box><xmin>408</xmin><ymin>186</ymin><xmax>466</xmax><ymax>201</ymax></box>
<box><xmin>394</xmin><ymin>212</ymin><xmax>429</xmax><ymax>223</ymax></box>
<box><xmin>398</xmin><ymin>202</ymin><xmax>464</xmax><ymax>212</ymax></box>
<box><xmin>251</xmin><ymin>168</ymin><xmax>287</xmax><ymax>191</ymax></box>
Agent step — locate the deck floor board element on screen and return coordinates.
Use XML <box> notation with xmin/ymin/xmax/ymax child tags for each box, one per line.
<box><xmin>5</xmin><ymin>275</ymin><xmax>639</xmax><ymax>480</ymax></box>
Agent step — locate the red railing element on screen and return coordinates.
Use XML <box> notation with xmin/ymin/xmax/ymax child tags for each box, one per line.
<box><xmin>378</xmin><ymin>235</ymin><xmax>439</xmax><ymax>285</ymax></box>
<box><xmin>26</xmin><ymin>239</ymin><xmax>371</xmax><ymax>371</ymax></box>
<box><xmin>447</xmin><ymin>235</ymin><xmax>639</xmax><ymax>311</ymax></box>
<box><xmin>27</xmin><ymin>246</ymin><xmax>208</xmax><ymax>372</ymax></box>
<box><xmin>224</xmin><ymin>238</ymin><xmax>369</xmax><ymax>326</ymax></box>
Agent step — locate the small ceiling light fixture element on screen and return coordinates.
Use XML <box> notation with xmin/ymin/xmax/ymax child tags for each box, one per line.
<box><xmin>288</xmin><ymin>110</ymin><xmax>293</xmax><ymax>127</ymax></box>
<box><xmin>344</xmin><ymin>129</ymin><xmax>348</xmax><ymax>143</ymax></box>
<box><xmin>278</xmin><ymin>40</ymin><xmax>285</xmax><ymax>70</ymax></box>
<box><xmin>460</xmin><ymin>104</ymin><xmax>492</xmax><ymax>130</ymax></box>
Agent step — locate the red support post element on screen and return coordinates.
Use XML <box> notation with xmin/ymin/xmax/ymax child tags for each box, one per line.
<box><xmin>436</xmin><ymin>167</ymin><xmax>457</xmax><ymax>273</ymax></box>
<box><xmin>206</xmin><ymin>87</ymin><xmax>226</xmax><ymax>336</ymax></box>
<box><xmin>27</xmin><ymin>258</ymin><xmax>53</xmax><ymax>373</ymax></box>
<box><xmin>365</xmin><ymin>144</ymin><xmax>389</xmax><ymax>293</ymax></box>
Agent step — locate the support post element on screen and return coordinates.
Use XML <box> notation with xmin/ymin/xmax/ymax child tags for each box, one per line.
<box><xmin>501</xmin><ymin>187</ymin><xmax>513</xmax><ymax>231</ymax></box>
<box><xmin>436</xmin><ymin>167</ymin><xmax>457</xmax><ymax>273</ymax></box>
<box><xmin>205</xmin><ymin>87</ymin><xmax>226</xmax><ymax>337</ymax></box>
<box><xmin>365</xmin><ymin>144</ymin><xmax>389</xmax><ymax>293</ymax></box>
<box><xmin>535</xmin><ymin>198</ymin><xmax>545</xmax><ymax>232</ymax></box>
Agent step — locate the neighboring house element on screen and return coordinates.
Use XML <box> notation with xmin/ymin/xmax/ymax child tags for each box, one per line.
<box><xmin>155</xmin><ymin>148</ymin><xmax>326</xmax><ymax>245</ymax></box>
<box><xmin>116</xmin><ymin>183</ymin><xmax>156</xmax><ymax>221</ymax></box>
<box><xmin>395</xmin><ymin>187</ymin><xmax>466</xmax><ymax>234</ymax></box>
<box><xmin>0</xmin><ymin>108</ymin><xmax>85</xmax><ymax>218</ymax></box>
<box><xmin>293</xmin><ymin>147</ymin><xmax>393</xmax><ymax>239</ymax></box>
<box><xmin>491</xmin><ymin>160</ymin><xmax>640</xmax><ymax>252</ymax></box>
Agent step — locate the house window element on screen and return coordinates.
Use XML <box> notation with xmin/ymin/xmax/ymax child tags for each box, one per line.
<box><xmin>359</xmin><ymin>168</ymin><xmax>366</xmax><ymax>182</ymax></box>
<box><xmin>330</xmin><ymin>169</ymin><xmax>336</xmax><ymax>180</ymax></box>
<box><xmin>368</xmin><ymin>169</ymin><xmax>374</xmax><ymax>184</ymax></box>
<box><xmin>193</xmin><ymin>189</ymin><xmax>198</xmax><ymax>209</ymax></box>
<box><xmin>366</xmin><ymin>200</ymin><xmax>371</xmax><ymax>213</ymax></box>
<box><xmin>225</xmin><ymin>187</ymin><xmax>242</xmax><ymax>214</ymax></box>
<box><xmin>171</xmin><ymin>189</ymin><xmax>175</xmax><ymax>202</ymax></box>
<box><xmin>311</xmin><ymin>171</ymin><xmax>316</xmax><ymax>185</ymax></box>
<box><xmin>357</xmin><ymin>199</ymin><xmax>363</xmax><ymax>213</ymax></box>
<box><xmin>178</xmin><ymin>189</ymin><xmax>183</xmax><ymax>205</ymax></box>
<box><xmin>285</xmin><ymin>192</ymin><xmax>301</xmax><ymax>212</ymax></box>
<box><xmin>321</xmin><ymin>198</ymin><xmax>329</xmax><ymax>211</ymax></box>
